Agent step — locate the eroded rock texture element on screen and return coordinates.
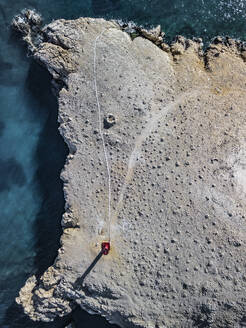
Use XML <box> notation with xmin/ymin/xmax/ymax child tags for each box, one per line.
<box><xmin>13</xmin><ymin>10</ymin><xmax>246</xmax><ymax>328</ymax></box>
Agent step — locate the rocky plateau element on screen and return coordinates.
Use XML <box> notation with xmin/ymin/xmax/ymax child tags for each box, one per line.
<box><xmin>12</xmin><ymin>9</ymin><xmax>246</xmax><ymax>328</ymax></box>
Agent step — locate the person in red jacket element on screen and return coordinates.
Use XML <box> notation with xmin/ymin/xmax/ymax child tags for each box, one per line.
<box><xmin>101</xmin><ymin>242</ymin><xmax>110</xmax><ymax>255</ymax></box>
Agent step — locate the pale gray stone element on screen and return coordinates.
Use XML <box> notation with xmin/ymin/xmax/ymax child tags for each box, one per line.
<box><xmin>13</xmin><ymin>10</ymin><xmax>246</xmax><ymax>328</ymax></box>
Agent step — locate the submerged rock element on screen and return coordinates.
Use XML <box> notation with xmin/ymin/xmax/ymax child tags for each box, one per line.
<box><xmin>13</xmin><ymin>10</ymin><xmax>246</xmax><ymax>328</ymax></box>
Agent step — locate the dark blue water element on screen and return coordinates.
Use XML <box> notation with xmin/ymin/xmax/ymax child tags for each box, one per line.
<box><xmin>1</xmin><ymin>0</ymin><xmax>246</xmax><ymax>327</ymax></box>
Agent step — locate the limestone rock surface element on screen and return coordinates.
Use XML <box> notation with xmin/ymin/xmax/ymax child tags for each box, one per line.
<box><xmin>13</xmin><ymin>10</ymin><xmax>246</xmax><ymax>328</ymax></box>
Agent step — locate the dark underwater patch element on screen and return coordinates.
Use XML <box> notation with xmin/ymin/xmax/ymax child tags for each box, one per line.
<box><xmin>0</xmin><ymin>158</ymin><xmax>26</xmax><ymax>192</ymax></box>
<box><xmin>92</xmin><ymin>0</ymin><xmax>121</xmax><ymax>15</ymax></box>
<box><xmin>0</xmin><ymin>4</ymin><xmax>7</xmax><ymax>25</ymax></box>
<box><xmin>0</xmin><ymin>121</ymin><xmax>5</xmax><ymax>137</ymax></box>
<box><xmin>0</xmin><ymin>59</ymin><xmax>13</xmax><ymax>71</ymax></box>
<box><xmin>0</xmin><ymin>55</ymin><xmax>17</xmax><ymax>86</ymax></box>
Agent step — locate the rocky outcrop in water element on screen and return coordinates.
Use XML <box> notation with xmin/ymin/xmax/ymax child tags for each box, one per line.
<box><xmin>13</xmin><ymin>10</ymin><xmax>246</xmax><ymax>328</ymax></box>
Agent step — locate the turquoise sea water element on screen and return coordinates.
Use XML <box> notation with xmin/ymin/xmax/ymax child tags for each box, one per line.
<box><xmin>0</xmin><ymin>1</ymin><xmax>246</xmax><ymax>327</ymax></box>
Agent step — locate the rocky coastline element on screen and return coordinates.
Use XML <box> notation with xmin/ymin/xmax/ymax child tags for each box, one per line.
<box><xmin>13</xmin><ymin>9</ymin><xmax>246</xmax><ymax>328</ymax></box>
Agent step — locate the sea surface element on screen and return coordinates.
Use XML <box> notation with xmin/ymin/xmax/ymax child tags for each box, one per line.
<box><xmin>0</xmin><ymin>0</ymin><xmax>246</xmax><ymax>327</ymax></box>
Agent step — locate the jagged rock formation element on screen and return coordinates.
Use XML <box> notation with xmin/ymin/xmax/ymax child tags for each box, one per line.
<box><xmin>13</xmin><ymin>10</ymin><xmax>246</xmax><ymax>328</ymax></box>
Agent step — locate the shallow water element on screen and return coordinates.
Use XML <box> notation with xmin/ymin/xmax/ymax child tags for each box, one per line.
<box><xmin>0</xmin><ymin>0</ymin><xmax>246</xmax><ymax>327</ymax></box>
